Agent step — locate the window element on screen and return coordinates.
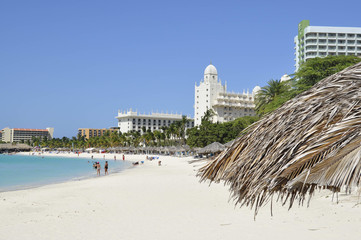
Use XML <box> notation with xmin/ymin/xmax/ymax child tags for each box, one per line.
<box><xmin>348</xmin><ymin>40</ymin><xmax>355</xmax><ymax>44</ymax></box>
<box><xmin>306</xmin><ymin>33</ymin><xmax>317</xmax><ymax>37</ymax></box>
<box><xmin>348</xmin><ymin>34</ymin><xmax>355</xmax><ymax>38</ymax></box>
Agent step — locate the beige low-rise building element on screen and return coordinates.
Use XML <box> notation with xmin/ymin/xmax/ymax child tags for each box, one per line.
<box><xmin>78</xmin><ymin>128</ymin><xmax>119</xmax><ymax>139</ymax></box>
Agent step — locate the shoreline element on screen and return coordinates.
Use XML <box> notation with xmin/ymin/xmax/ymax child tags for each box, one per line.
<box><xmin>1</xmin><ymin>154</ymin><xmax>361</xmax><ymax>239</ymax></box>
<box><xmin>0</xmin><ymin>152</ymin><xmax>136</xmax><ymax>193</ymax></box>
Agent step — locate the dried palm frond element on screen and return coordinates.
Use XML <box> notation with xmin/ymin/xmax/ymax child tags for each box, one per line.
<box><xmin>198</xmin><ymin>62</ymin><xmax>361</xmax><ymax>215</ymax></box>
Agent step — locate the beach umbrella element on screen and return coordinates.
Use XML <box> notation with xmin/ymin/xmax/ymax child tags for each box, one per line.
<box><xmin>182</xmin><ymin>145</ymin><xmax>191</xmax><ymax>151</ymax></box>
<box><xmin>224</xmin><ymin>140</ymin><xmax>235</xmax><ymax>148</ymax></box>
<box><xmin>197</xmin><ymin>142</ymin><xmax>225</xmax><ymax>155</ymax></box>
<box><xmin>0</xmin><ymin>143</ymin><xmax>31</xmax><ymax>152</ymax></box>
<box><xmin>199</xmin><ymin>62</ymin><xmax>361</xmax><ymax>214</ymax></box>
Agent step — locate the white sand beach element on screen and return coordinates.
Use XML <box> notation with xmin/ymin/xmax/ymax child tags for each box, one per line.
<box><xmin>1</xmin><ymin>152</ymin><xmax>361</xmax><ymax>240</ymax></box>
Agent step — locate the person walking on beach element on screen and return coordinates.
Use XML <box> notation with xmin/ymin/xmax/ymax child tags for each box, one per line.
<box><xmin>122</xmin><ymin>154</ymin><xmax>125</xmax><ymax>161</ymax></box>
<box><xmin>104</xmin><ymin>161</ymin><xmax>109</xmax><ymax>175</ymax></box>
<box><xmin>114</xmin><ymin>155</ymin><xmax>116</xmax><ymax>161</ymax></box>
<box><xmin>96</xmin><ymin>162</ymin><xmax>101</xmax><ymax>176</ymax></box>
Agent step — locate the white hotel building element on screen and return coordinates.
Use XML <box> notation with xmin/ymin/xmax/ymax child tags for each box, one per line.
<box><xmin>194</xmin><ymin>64</ymin><xmax>260</xmax><ymax>126</ymax></box>
<box><xmin>116</xmin><ymin>109</ymin><xmax>194</xmax><ymax>134</ymax></box>
<box><xmin>294</xmin><ymin>20</ymin><xmax>361</xmax><ymax>70</ymax></box>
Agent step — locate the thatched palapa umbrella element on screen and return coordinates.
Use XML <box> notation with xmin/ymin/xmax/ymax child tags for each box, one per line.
<box><xmin>0</xmin><ymin>143</ymin><xmax>31</xmax><ymax>152</ymax></box>
<box><xmin>199</xmin><ymin>62</ymin><xmax>361</xmax><ymax>214</ymax></box>
<box><xmin>197</xmin><ymin>142</ymin><xmax>225</xmax><ymax>155</ymax></box>
<box><xmin>224</xmin><ymin>140</ymin><xmax>235</xmax><ymax>148</ymax></box>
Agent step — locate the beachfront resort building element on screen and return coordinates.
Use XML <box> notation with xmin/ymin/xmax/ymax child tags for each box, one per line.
<box><xmin>1</xmin><ymin>127</ymin><xmax>54</xmax><ymax>143</ymax></box>
<box><xmin>294</xmin><ymin>20</ymin><xmax>361</xmax><ymax>70</ymax></box>
<box><xmin>78</xmin><ymin>127</ymin><xmax>119</xmax><ymax>139</ymax></box>
<box><xmin>194</xmin><ymin>63</ymin><xmax>260</xmax><ymax>126</ymax></box>
<box><xmin>116</xmin><ymin>109</ymin><xmax>194</xmax><ymax>134</ymax></box>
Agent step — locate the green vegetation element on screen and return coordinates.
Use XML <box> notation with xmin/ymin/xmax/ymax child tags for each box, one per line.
<box><xmin>294</xmin><ymin>55</ymin><xmax>361</xmax><ymax>91</ymax></box>
<box><xmin>186</xmin><ymin>109</ymin><xmax>259</xmax><ymax>148</ymax></box>
<box><xmin>255</xmin><ymin>55</ymin><xmax>361</xmax><ymax>116</ymax></box>
<box><xmin>255</xmin><ymin>79</ymin><xmax>292</xmax><ymax>116</ymax></box>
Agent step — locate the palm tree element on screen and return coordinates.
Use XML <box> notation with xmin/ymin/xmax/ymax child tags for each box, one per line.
<box><xmin>201</xmin><ymin>109</ymin><xmax>215</xmax><ymax>124</ymax></box>
<box><xmin>255</xmin><ymin>79</ymin><xmax>289</xmax><ymax>113</ymax></box>
<box><xmin>153</xmin><ymin>130</ymin><xmax>162</xmax><ymax>146</ymax></box>
<box><xmin>179</xmin><ymin>115</ymin><xmax>189</xmax><ymax>144</ymax></box>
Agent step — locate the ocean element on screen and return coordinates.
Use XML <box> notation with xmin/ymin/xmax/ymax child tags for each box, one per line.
<box><xmin>0</xmin><ymin>154</ymin><xmax>132</xmax><ymax>192</ymax></box>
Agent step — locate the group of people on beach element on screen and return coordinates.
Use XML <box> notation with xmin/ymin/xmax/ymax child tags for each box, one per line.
<box><xmin>92</xmin><ymin>161</ymin><xmax>108</xmax><ymax>176</ymax></box>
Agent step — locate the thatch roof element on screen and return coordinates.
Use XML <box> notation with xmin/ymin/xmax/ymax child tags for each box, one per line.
<box><xmin>199</xmin><ymin>62</ymin><xmax>361</xmax><ymax>215</ymax></box>
<box><xmin>197</xmin><ymin>142</ymin><xmax>225</xmax><ymax>154</ymax></box>
<box><xmin>224</xmin><ymin>140</ymin><xmax>235</xmax><ymax>148</ymax></box>
<box><xmin>0</xmin><ymin>143</ymin><xmax>32</xmax><ymax>151</ymax></box>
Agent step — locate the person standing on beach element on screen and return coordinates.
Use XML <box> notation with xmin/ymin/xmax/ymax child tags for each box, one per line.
<box><xmin>104</xmin><ymin>161</ymin><xmax>108</xmax><ymax>175</ymax></box>
<box><xmin>96</xmin><ymin>162</ymin><xmax>101</xmax><ymax>176</ymax></box>
<box><xmin>122</xmin><ymin>154</ymin><xmax>125</xmax><ymax>161</ymax></box>
<box><xmin>114</xmin><ymin>155</ymin><xmax>116</xmax><ymax>161</ymax></box>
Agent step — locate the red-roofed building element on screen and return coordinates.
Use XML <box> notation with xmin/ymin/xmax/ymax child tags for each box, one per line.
<box><xmin>1</xmin><ymin>127</ymin><xmax>54</xmax><ymax>143</ymax></box>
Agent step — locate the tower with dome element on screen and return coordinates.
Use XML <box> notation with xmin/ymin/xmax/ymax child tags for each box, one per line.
<box><xmin>194</xmin><ymin>63</ymin><xmax>260</xmax><ymax>126</ymax></box>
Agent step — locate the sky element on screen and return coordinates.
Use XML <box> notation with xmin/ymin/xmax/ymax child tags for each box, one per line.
<box><xmin>1</xmin><ymin>0</ymin><xmax>361</xmax><ymax>138</ymax></box>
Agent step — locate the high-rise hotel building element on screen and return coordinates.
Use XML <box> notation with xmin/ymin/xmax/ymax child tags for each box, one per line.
<box><xmin>194</xmin><ymin>64</ymin><xmax>260</xmax><ymax>126</ymax></box>
<box><xmin>294</xmin><ymin>20</ymin><xmax>361</xmax><ymax>70</ymax></box>
<box><xmin>1</xmin><ymin>127</ymin><xmax>54</xmax><ymax>143</ymax></box>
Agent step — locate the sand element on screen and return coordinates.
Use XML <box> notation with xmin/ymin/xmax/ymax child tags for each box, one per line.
<box><xmin>0</xmin><ymin>152</ymin><xmax>361</xmax><ymax>240</ymax></box>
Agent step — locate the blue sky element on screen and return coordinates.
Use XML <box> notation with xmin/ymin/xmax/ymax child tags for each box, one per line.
<box><xmin>1</xmin><ymin>0</ymin><xmax>361</xmax><ymax>137</ymax></box>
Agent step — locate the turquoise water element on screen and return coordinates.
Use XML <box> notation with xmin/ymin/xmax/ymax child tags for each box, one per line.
<box><xmin>0</xmin><ymin>154</ymin><xmax>132</xmax><ymax>192</ymax></box>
